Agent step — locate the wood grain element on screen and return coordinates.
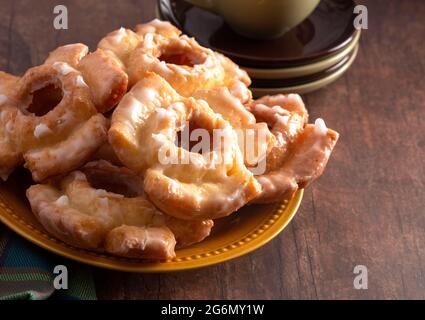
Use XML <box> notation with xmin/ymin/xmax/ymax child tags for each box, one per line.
<box><xmin>0</xmin><ymin>0</ymin><xmax>424</xmax><ymax>299</ymax></box>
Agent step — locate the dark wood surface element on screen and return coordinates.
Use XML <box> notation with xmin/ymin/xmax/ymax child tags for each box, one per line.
<box><xmin>1</xmin><ymin>0</ymin><xmax>424</xmax><ymax>299</ymax></box>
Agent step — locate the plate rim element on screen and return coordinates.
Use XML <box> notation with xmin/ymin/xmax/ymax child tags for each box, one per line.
<box><xmin>251</xmin><ymin>43</ymin><xmax>359</xmax><ymax>96</ymax></box>
<box><xmin>244</xmin><ymin>30</ymin><xmax>361</xmax><ymax>80</ymax></box>
<box><xmin>0</xmin><ymin>186</ymin><xmax>304</xmax><ymax>273</ymax></box>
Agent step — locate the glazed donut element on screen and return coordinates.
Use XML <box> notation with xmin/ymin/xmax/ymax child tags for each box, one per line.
<box><xmin>81</xmin><ymin>160</ymin><xmax>214</xmax><ymax>248</ymax></box>
<box><xmin>246</xmin><ymin>95</ymin><xmax>338</xmax><ymax>203</ymax></box>
<box><xmin>44</xmin><ymin>43</ymin><xmax>89</xmax><ymax>69</ymax></box>
<box><xmin>98</xmin><ymin>20</ymin><xmax>180</xmax><ymax>67</ymax></box>
<box><xmin>135</xmin><ymin>19</ymin><xmax>181</xmax><ymax>39</ymax></box>
<box><xmin>12</xmin><ymin>63</ymin><xmax>108</xmax><ymax>182</ymax></box>
<box><xmin>104</xmin><ymin>226</ymin><xmax>175</xmax><ymax>259</ymax></box>
<box><xmin>213</xmin><ymin>53</ymin><xmax>253</xmax><ymax>103</ymax></box>
<box><xmin>246</xmin><ymin>94</ymin><xmax>309</xmax><ymax>172</ymax></box>
<box><xmin>26</xmin><ymin>160</ymin><xmax>214</xmax><ymax>259</ymax></box>
<box><xmin>77</xmin><ymin>49</ymin><xmax>128</xmax><ymax>113</ymax></box>
<box><xmin>193</xmin><ymin>87</ymin><xmax>275</xmax><ymax>168</ymax></box>
<box><xmin>45</xmin><ymin>44</ymin><xmax>128</xmax><ymax>113</ymax></box>
<box><xmin>97</xmin><ymin>21</ymin><xmax>179</xmax><ymax>73</ymax></box>
<box><xmin>126</xmin><ymin>35</ymin><xmax>227</xmax><ymax>95</ymax></box>
<box><xmin>0</xmin><ymin>109</ymin><xmax>20</xmax><ymax>180</ymax></box>
<box><xmin>228</xmin><ymin>79</ymin><xmax>253</xmax><ymax>104</ymax></box>
<box><xmin>109</xmin><ymin>73</ymin><xmax>261</xmax><ymax>220</ymax></box>
<box><xmin>0</xmin><ymin>72</ymin><xmax>21</xmax><ymax>180</ymax></box>
<box><xmin>0</xmin><ymin>71</ymin><xmax>20</xmax><ymax>103</ymax></box>
<box><xmin>98</xmin><ymin>27</ymin><xmax>144</xmax><ymax>68</ymax></box>
<box><xmin>108</xmin><ymin>72</ymin><xmax>181</xmax><ymax>172</ymax></box>
<box><xmin>27</xmin><ymin>179</ymin><xmax>176</xmax><ymax>259</ymax></box>
<box><xmin>98</xmin><ymin>20</ymin><xmax>251</xmax><ymax>98</ymax></box>
<box><xmin>254</xmin><ymin>120</ymin><xmax>339</xmax><ymax>203</ymax></box>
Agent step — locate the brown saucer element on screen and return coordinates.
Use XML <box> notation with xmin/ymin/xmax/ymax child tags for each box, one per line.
<box><xmin>251</xmin><ymin>44</ymin><xmax>355</xmax><ymax>88</ymax></box>
<box><xmin>158</xmin><ymin>0</ymin><xmax>358</xmax><ymax>68</ymax></box>
<box><xmin>250</xmin><ymin>44</ymin><xmax>359</xmax><ymax>96</ymax></box>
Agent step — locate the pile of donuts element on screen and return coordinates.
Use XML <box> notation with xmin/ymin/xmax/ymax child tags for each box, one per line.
<box><xmin>0</xmin><ymin>20</ymin><xmax>338</xmax><ymax>260</ymax></box>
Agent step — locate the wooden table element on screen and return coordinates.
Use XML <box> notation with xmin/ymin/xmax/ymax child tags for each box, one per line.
<box><xmin>1</xmin><ymin>0</ymin><xmax>424</xmax><ymax>299</ymax></box>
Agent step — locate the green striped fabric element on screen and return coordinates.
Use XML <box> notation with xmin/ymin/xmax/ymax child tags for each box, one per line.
<box><xmin>0</xmin><ymin>224</ymin><xmax>97</xmax><ymax>300</ymax></box>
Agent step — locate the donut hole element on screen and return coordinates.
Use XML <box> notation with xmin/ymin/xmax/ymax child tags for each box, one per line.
<box><xmin>159</xmin><ymin>45</ymin><xmax>206</xmax><ymax>67</ymax></box>
<box><xmin>175</xmin><ymin>119</ymin><xmax>214</xmax><ymax>154</ymax></box>
<box><xmin>159</xmin><ymin>52</ymin><xmax>196</xmax><ymax>67</ymax></box>
<box><xmin>27</xmin><ymin>83</ymin><xmax>63</xmax><ymax>116</ymax></box>
<box><xmin>83</xmin><ymin>169</ymin><xmax>143</xmax><ymax>198</ymax></box>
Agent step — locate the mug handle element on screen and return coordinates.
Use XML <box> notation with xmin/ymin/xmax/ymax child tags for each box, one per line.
<box><xmin>184</xmin><ymin>0</ymin><xmax>219</xmax><ymax>14</ymax></box>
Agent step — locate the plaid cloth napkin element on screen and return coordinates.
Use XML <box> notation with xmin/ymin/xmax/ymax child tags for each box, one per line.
<box><xmin>0</xmin><ymin>224</ymin><xmax>97</xmax><ymax>300</ymax></box>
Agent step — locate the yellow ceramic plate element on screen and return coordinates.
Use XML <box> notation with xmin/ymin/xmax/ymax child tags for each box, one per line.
<box><xmin>0</xmin><ymin>173</ymin><xmax>303</xmax><ymax>272</ymax></box>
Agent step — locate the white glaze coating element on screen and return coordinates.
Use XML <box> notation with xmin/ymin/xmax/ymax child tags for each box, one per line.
<box><xmin>95</xmin><ymin>189</ymin><xmax>109</xmax><ymax>197</ymax></box>
<box><xmin>72</xmin><ymin>171</ymin><xmax>87</xmax><ymax>181</ymax></box>
<box><xmin>110</xmin><ymin>27</ymin><xmax>126</xmax><ymax>43</ymax></box>
<box><xmin>143</xmin><ymin>33</ymin><xmax>154</xmax><ymax>49</ymax></box>
<box><xmin>155</xmin><ymin>61</ymin><xmax>173</xmax><ymax>76</ymax></box>
<box><xmin>5</xmin><ymin>121</ymin><xmax>13</xmax><ymax>133</ymax></box>
<box><xmin>55</xmin><ymin>195</ymin><xmax>69</xmax><ymax>206</ymax></box>
<box><xmin>34</xmin><ymin>123</ymin><xmax>52</xmax><ymax>139</ymax></box>
<box><xmin>0</xmin><ymin>95</ymin><xmax>8</xmax><ymax>105</ymax></box>
<box><xmin>229</xmin><ymin>80</ymin><xmax>250</xmax><ymax>103</ymax></box>
<box><xmin>75</xmin><ymin>75</ymin><xmax>88</xmax><ymax>87</ymax></box>
<box><xmin>139</xmin><ymin>87</ymin><xmax>158</xmax><ymax>102</ymax></box>
<box><xmin>314</xmin><ymin>118</ymin><xmax>328</xmax><ymax>136</ymax></box>
<box><xmin>99</xmin><ymin>197</ymin><xmax>109</xmax><ymax>209</ymax></box>
<box><xmin>52</xmin><ymin>62</ymin><xmax>75</xmax><ymax>76</ymax></box>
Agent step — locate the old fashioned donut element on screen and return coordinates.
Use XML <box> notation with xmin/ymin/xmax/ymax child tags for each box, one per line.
<box><xmin>135</xmin><ymin>19</ymin><xmax>181</xmax><ymax>39</ymax></box>
<box><xmin>77</xmin><ymin>49</ymin><xmax>128</xmax><ymax>113</ymax></box>
<box><xmin>98</xmin><ymin>20</ymin><xmax>251</xmax><ymax>98</ymax></box>
<box><xmin>246</xmin><ymin>94</ymin><xmax>309</xmax><ymax>173</ymax></box>
<box><xmin>81</xmin><ymin>160</ymin><xmax>214</xmax><ymax>248</ymax></box>
<box><xmin>44</xmin><ymin>43</ymin><xmax>89</xmax><ymax>69</ymax></box>
<box><xmin>12</xmin><ymin>63</ymin><xmax>108</xmax><ymax>181</ymax></box>
<box><xmin>126</xmin><ymin>35</ymin><xmax>227</xmax><ymax>95</ymax></box>
<box><xmin>193</xmin><ymin>87</ymin><xmax>275</xmax><ymax>170</ymax></box>
<box><xmin>126</xmin><ymin>35</ymin><xmax>252</xmax><ymax>97</ymax></box>
<box><xmin>104</xmin><ymin>226</ymin><xmax>175</xmax><ymax>259</ymax></box>
<box><xmin>45</xmin><ymin>44</ymin><xmax>128</xmax><ymax>113</ymax></box>
<box><xmin>97</xmin><ymin>27</ymin><xmax>144</xmax><ymax>68</ymax></box>
<box><xmin>246</xmin><ymin>95</ymin><xmax>338</xmax><ymax>203</ymax></box>
<box><xmin>0</xmin><ymin>71</ymin><xmax>20</xmax><ymax>103</ymax></box>
<box><xmin>254</xmin><ymin>120</ymin><xmax>339</xmax><ymax>203</ymax></box>
<box><xmin>109</xmin><ymin>73</ymin><xmax>261</xmax><ymax>220</ymax></box>
<box><xmin>97</xmin><ymin>21</ymin><xmax>179</xmax><ymax>73</ymax></box>
<box><xmin>0</xmin><ymin>108</ymin><xmax>20</xmax><ymax>180</ymax></box>
<box><xmin>26</xmin><ymin>160</ymin><xmax>214</xmax><ymax>259</ymax></box>
<box><xmin>213</xmin><ymin>53</ymin><xmax>253</xmax><ymax>104</ymax></box>
<box><xmin>0</xmin><ymin>72</ymin><xmax>21</xmax><ymax>180</ymax></box>
<box><xmin>98</xmin><ymin>20</ymin><xmax>180</xmax><ymax>67</ymax></box>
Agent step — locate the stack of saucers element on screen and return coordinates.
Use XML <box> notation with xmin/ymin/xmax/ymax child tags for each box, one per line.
<box><xmin>158</xmin><ymin>0</ymin><xmax>360</xmax><ymax>96</ymax></box>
